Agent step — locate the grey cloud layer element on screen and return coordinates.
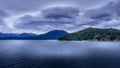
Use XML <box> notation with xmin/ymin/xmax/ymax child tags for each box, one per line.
<box><xmin>0</xmin><ymin>0</ymin><xmax>111</xmax><ymax>12</ymax></box>
<box><xmin>0</xmin><ymin>0</ymin><xmax>120</xmax><ymax>34</ymax></box>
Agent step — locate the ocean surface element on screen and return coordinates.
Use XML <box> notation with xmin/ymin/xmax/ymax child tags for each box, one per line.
<box><xmin>0</xmin><ymin>40</ymin><xmax>120</xmax><ymax>68</ymax></box>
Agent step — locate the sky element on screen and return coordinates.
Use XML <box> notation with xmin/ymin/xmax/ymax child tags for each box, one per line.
<box><xmin>0</xmin><ymin>0</ymin><xmax>120</xmax><ymax>34</ymax></box>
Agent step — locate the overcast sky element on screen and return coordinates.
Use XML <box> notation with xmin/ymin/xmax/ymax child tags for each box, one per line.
<box><xmin>0</xmin><ymin>0</ymin><xmax>120</xmax><ymax>34</ymax></box>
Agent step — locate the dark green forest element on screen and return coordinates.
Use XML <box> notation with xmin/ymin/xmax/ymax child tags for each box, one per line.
<box><xmin>59</xmin><ymin>28</ymin><xmax>120</xmax><ymax>41</ymax></box>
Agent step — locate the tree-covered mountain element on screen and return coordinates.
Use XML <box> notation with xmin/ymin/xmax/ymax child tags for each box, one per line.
<box><xmin>59</xmin><ymin>28</ymin><xmax>120</xmax><ymax>41</ymax></box>
<box><xmin>0</xmin><ymin>30</ymin><xmax>68</xmax><ymax>40</ymax></box>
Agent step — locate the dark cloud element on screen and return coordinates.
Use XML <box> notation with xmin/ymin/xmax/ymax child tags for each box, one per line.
<box><xmin>85</xmin><ymin>1</ymin><xmax>120</xmax><ymax>19</ymax></box>
<box><xmin>15</xmin><ymin>7</ymin><xmax>78</xmax><ymax>31</ymax></box>
<box><xmin>85</xmin><ymin>9</ymin><xmax>112</xmax><ymax>19</ymax></box>
<box><xmin>16</xmin><ymin>19</ymin><xmax>75</xmax><ymax>29</ymax></box>
<box><xmin>42</xmin><ymin>7</ymin><xmax>79</xmax><ymax>19</ymax></box>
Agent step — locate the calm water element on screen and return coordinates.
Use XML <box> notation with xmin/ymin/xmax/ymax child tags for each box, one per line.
<box><xmin>0</xmin><ymin>40</ymin><xmax>120</xmax><ymax>68</ymax></box>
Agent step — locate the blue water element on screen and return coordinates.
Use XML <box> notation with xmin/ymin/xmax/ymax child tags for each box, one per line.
<box><xmin>0</xmin><ymin>40</ymin><xmax>120</xmax><ymax>68</ymax></box>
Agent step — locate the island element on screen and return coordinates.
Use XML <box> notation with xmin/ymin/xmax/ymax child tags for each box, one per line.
<box><xmin>59</xmin><ymin>28</ymin><xmax>120</xmax><ymax>41</ymax></box>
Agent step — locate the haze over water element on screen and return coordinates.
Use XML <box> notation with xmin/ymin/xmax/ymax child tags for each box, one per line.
<box><xmin>0</xmin><ymin>40</ymin><xmax>120</xmax><ymax>68</ymax></box>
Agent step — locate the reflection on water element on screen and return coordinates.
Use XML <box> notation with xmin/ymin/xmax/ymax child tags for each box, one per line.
<box><xmin>0</xmin><ymin>40</ymin><xmax>120</xmax><ymax>68</ymax></box>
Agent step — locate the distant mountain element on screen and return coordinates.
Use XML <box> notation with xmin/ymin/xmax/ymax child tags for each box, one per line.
<box><xmin>59</xmin><ymin>28</ymin><xmax>120</xmax><ymax>41</ymax></box>
<box><xmin>32</xmin><ymin>30</ymin><xmax>68</xmax><ymax>40</ymax></box>
<box><xmin>0</xmin><ymin>33</ymin><xmax>37</xmax><ymax>39</ymax></box>
<box><xmin>0</xmin><ymin>30</ymin><xmax>68</xmax><ymax>40</ymax></box>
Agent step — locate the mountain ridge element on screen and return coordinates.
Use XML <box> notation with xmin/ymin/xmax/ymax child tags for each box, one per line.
<box><xmin>0</xmin><ymin>30</ymin><xmax>68</xmax><ymax>40</ymax></box>
<box><xmin>59</xmin><ymin>28</ymin><xmax>120</xmax><ymax>41</ymax></box>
